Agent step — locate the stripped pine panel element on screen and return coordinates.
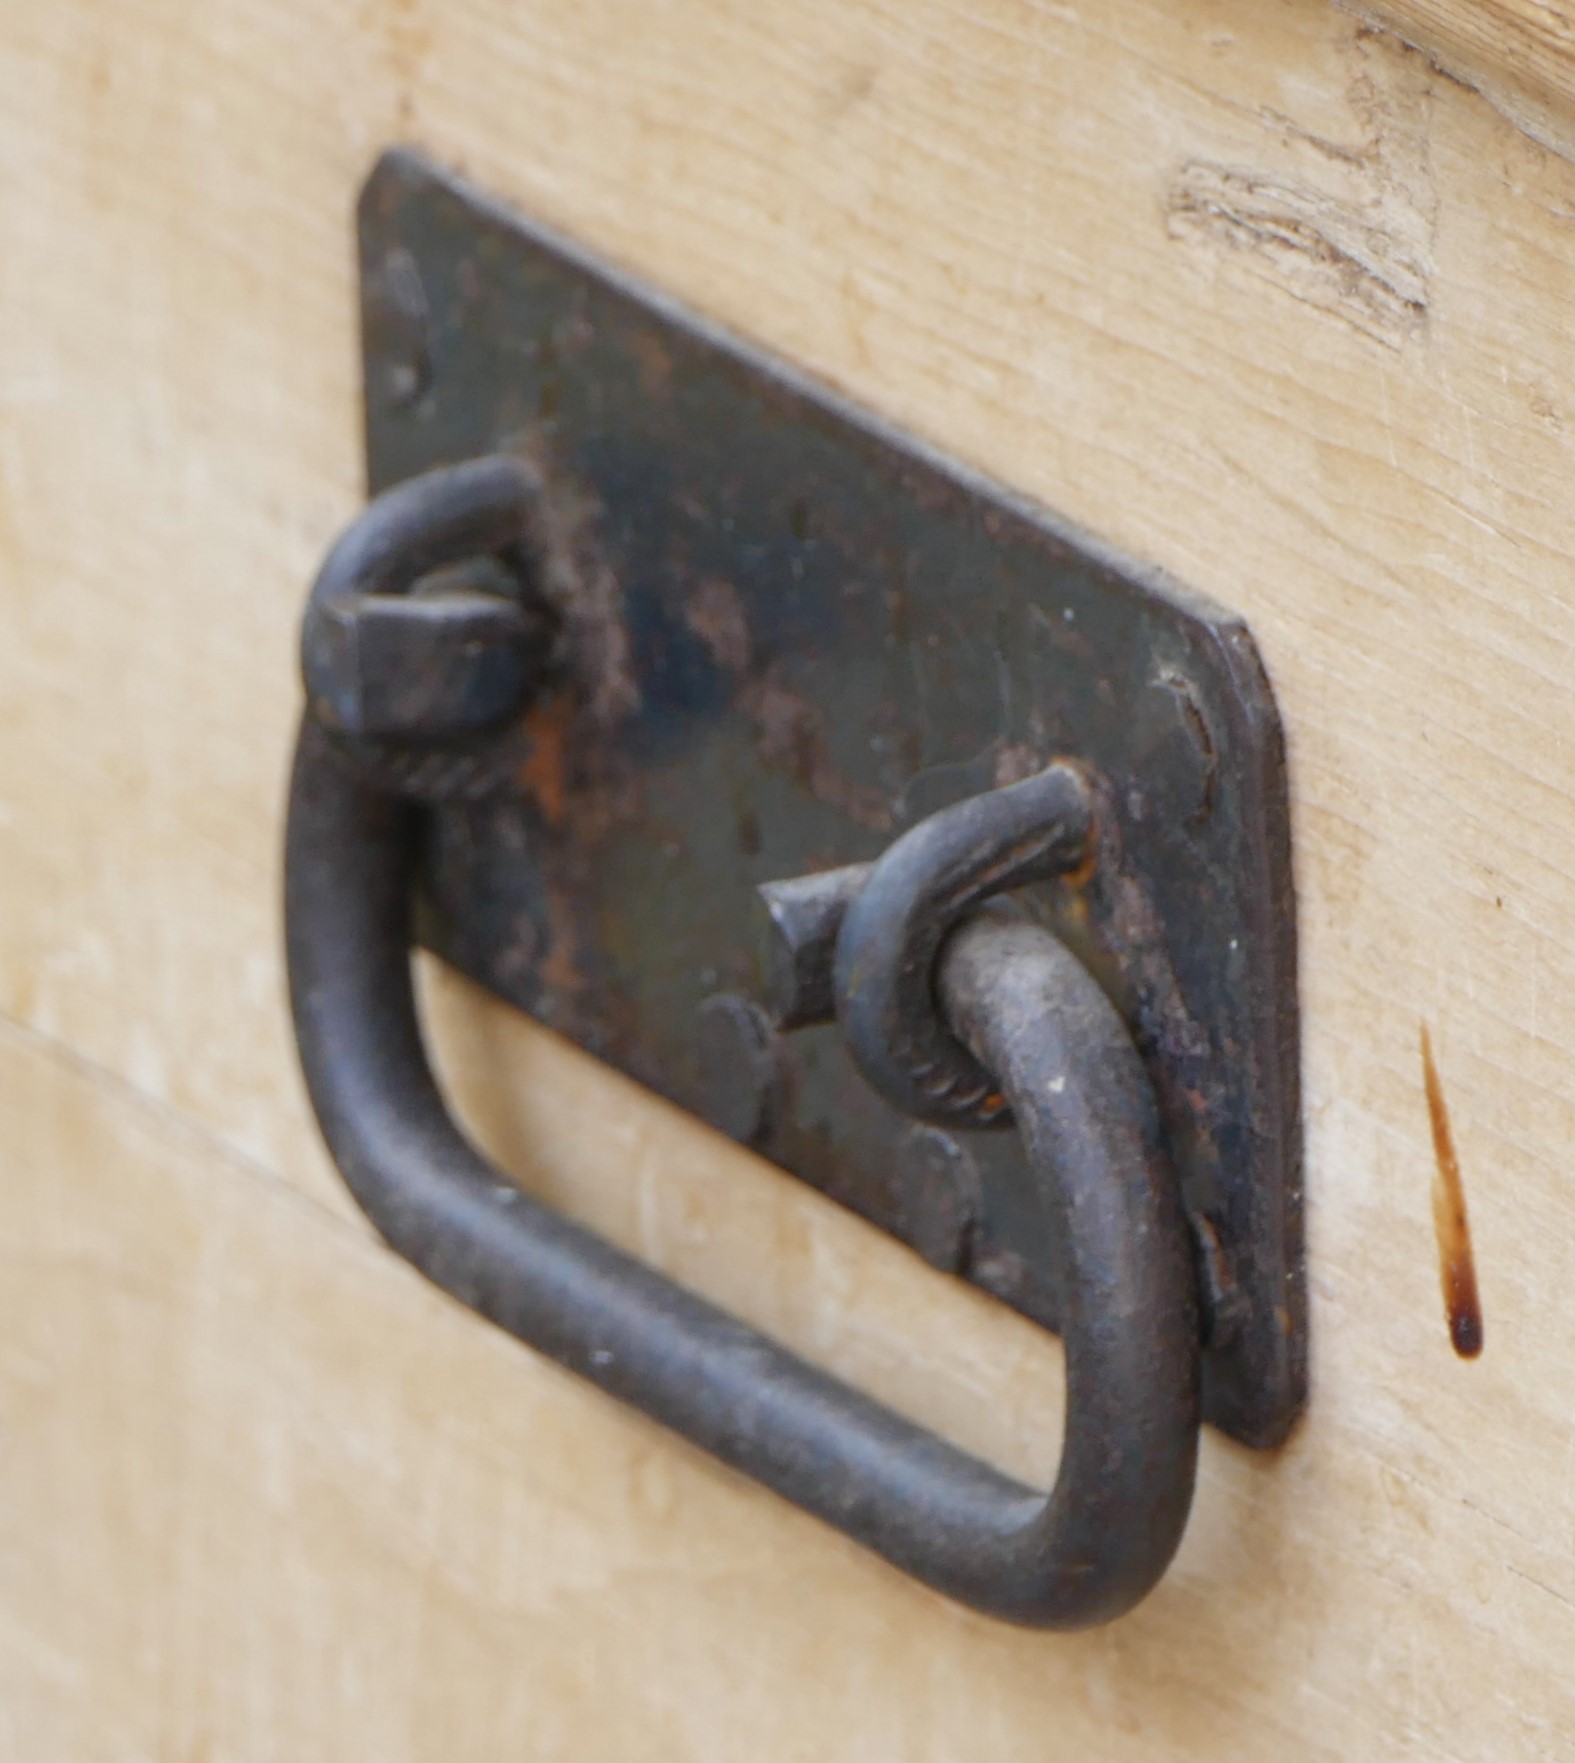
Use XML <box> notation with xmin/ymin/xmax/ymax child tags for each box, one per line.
<box><xmin>4</xmin><ymin>0</ymin><xmax>1575</xmax><ymax>1754</ymax></box>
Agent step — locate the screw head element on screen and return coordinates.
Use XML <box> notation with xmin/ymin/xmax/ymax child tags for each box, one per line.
<box><xmin>894</xmin><ymin>1126</ymin><xmax>983</xmax><ymax>1275</ymax></box>
<box><xmin>302</xmin><ymin>568</ymin><xmax>543</xmax><ymax>739</ymax></box>
<box><xmin>694</xmin><ymin>993</ymin><xmax>788</xmax><ymax>1149</ymax></box>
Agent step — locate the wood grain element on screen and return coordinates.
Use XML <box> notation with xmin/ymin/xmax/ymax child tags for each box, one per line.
<box><xmin>1355</xmin><ymin>0</ymin><xmax>1575</xmax><ymax>159</ymax></box>
<box><xmin>4</xmin><ymin>0</ymin><xmax>1575</xmax><ymax>1754</ymax></box>
<box><xmin>7</xmin><ymin>1005</ymin><xmax>1575</xmax><ymax>1762</ymax></box>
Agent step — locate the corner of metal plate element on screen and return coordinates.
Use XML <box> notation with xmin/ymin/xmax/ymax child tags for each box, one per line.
<box><xmin>354</xmin><ymin>145</ymin><xmax>1305</xmax><ymax>1449</ymax></box>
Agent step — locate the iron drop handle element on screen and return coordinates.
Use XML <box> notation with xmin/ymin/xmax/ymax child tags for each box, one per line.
<box><xmin>285</xmin><ymin>457</ymin><xmax>1201</xmax><ymax>1629</ymax></box>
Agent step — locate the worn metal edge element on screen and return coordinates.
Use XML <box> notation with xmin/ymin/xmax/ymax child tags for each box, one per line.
<box><xmin>1198</xmin><ymin>616</ymin><xmax>1306</xmax><ymax>1447</ymax></box>
<box><xmin>361</xmin><ymin>147</ymin><xmax>1244</xmax><ymax>639</ymax></box>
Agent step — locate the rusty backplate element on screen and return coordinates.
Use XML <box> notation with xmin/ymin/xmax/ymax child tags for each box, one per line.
<box><xmin>358</xmin><ymin>148</ymin><xmax>1304</xmax><ymax>1448</ymax></box>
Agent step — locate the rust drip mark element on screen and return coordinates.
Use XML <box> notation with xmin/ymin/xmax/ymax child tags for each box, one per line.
<box><xmin>1420</xmin><ymin>1023</ymin><xmax>1483</xmax><ymax>1360</ymax></box>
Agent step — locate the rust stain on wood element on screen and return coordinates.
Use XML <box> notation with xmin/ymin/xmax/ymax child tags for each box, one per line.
<box><xmin>1420</xmin><ymin>1022</ymin><xmax>1483</xmax><ymax>1359</ymax></box>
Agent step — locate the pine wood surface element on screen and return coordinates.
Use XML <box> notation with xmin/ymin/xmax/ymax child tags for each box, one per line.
<box><xmin>5</xmin><ymin>0</ymin><xmax>1575</xmax><ymax>1756</ymax></box>
<box><xmin>1355</xmin><ymin>0</ymin><xmax>1575</xmax><ymax>159</ymax></box>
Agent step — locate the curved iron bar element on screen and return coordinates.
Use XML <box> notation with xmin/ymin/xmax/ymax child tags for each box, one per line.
<box><xmin>300</xmin><ymin>456</ymin><xmax>554</xmax><ymax>802</ymax></box>
<box><xmin>831</xmin><ymin>763</ymin><xmax>1094</xmax><ymax>1126</ymax></box>
<box><xmin>284</xmin><ymin>456</ymin><xmax>1200</xmax><ymax>1626</ymax></box>
<box><xmin>301</xmin><ymin>453</ymin><xmax>549</xmax><ymax>742</ymax></box>
<box><xmin>285</xmin><ymin>750</ymin><xmax>1199</xmax><ymax>1629</ymax></box>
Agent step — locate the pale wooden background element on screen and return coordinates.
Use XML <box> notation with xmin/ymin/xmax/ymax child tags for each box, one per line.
<box><xmin>1359</xmin><ymin>0</ymin><xmax>1575</xmax><ymax>160</ymax></box>
<box><xmin>5</xmin><ymin>1</ymin><xmax>1575</xmax><ymax>1757</ymax></box>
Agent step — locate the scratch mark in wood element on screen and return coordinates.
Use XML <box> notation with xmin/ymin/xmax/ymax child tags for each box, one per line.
<box><xmin>1421</xmin><ymin>1022</ymin><xmax>1483</xmax><ymax>1359</ymax></box>
<box><xmin>1505</xmin><ymin>1561</ymin><xmax>1575</xmax><ymax>1613</ymax></box>
<box><xmin>1164</xmin><ymin>24</ymin><xmax>1437</xmax><ymax>346</ymax></box>
<box><xmin>1164</xmin><ymin>162</ymin><xmax>1429</xmax><ymax>343</ymax></box>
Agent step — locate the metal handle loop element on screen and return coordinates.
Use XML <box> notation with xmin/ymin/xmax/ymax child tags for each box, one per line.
<box><xmin>302</xmin><ymin>454</ymin><xmax>548</xmax><ymax>743</ymax></box>
<box><xmin>830</xmin><ymin>764</ymin><xmax>1095</xmax><ymax>1126</ymax></box>
<box><xmin>301</xmin><ymin>456</ymin><xmax>553</xmax><ymax>801</ymax></box>
<box><xmin>284</xmin><ymin>464</ymin><xmax>1201</xmax><ymax>1628</ymax></box>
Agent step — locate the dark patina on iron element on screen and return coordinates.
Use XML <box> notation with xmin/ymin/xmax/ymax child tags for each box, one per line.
<box><xmin>349</xmin><ymin>147</ymin><xmax>1304</xmax><ymax>1450</ymax></box>
<box><xmin>289</xmin><ymin>693</ymin><xmax>1199</xmax><ymax>1627</ymax></box>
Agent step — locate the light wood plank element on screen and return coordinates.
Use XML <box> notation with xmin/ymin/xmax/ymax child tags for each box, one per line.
<box><xmin>7</xmin><ymin>1010</ymin><xmax>1575</xmax><ymax>1762</ymax></box>
<box><xmin>1354</xmin><ymin>0</ymin><xmax>1575</xmax><ymax>160</ymax></box>
<box><xmin>4</xmin><ymin>0</ymin><xmax>1575</xmax><ymax>1752</ymax></box>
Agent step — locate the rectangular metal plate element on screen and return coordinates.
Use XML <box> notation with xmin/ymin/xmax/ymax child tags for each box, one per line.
<box><xmin>358</xmin><ymin>148</ymin><xmax>1304</xmax><ymax>1448</ymax></box>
